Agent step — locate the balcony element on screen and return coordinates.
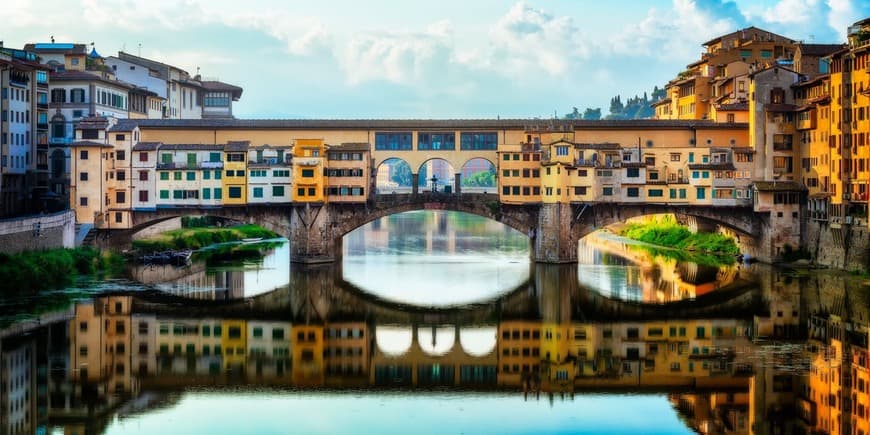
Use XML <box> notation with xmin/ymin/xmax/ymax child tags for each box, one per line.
<box><xmin>668</xmin><ymin>177</ymin><xmax>690</xmax><ymax>185</ymax></box>
<box><xmin>248</xmin><ymin>158</ymin><xmax>291</xmax><ymax>167</ymax></box>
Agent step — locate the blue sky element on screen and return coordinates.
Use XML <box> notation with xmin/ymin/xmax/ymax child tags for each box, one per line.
<box><xmin>5</xmin><ymin>0</ymin><xmax>869</xmax><ymax>118</ymax></box>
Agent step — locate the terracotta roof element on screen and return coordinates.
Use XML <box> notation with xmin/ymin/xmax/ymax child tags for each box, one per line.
<box><xmin>328</xmin><ymin>142</ymin><xmax>370</xmax><ymax>151</ymax></box>
<box><xmin>753</xmin><ymin>181</ymin><xmax>805</xmax><ymax>192</ymax></box>
<box><xmin>798</xmin><ymin>43</ymin><xmax>846</xmax><ymax>57</ymax></box>
<box><xmin>70</xmin><ymin>140</ymin><xmax>111</xmax><ymax>148</ymax></box>
<box><xmin>702</xmin><ymin>26</ymin><xmax>795</xmax><ymax>47</ymax></box>
<box><xmin>201</xmin><ymin>81</ymin><xmax>243</xmax><ymax>99</ymax></box>
<box><xmin>765</xmin><ymin>103</ymin><xmax>797</xmax><ymax>112</ymax></box>
<box><xmin>50</xmin><ymin>70</ymin><xmax>135</xmax><ymax>89</ymax></box>
<box><xmin>717</xmin><ymin>102</ymin><xmax>749</xmax><ymax>111</ymax></box>
<box><xmin>650</xmin><ymin>98</ymin><xmax>671</xmax><ymax>107</ymax></box>
<box><xmin>225</xmin><ymin>141</ymin><xmax>250</xmax><ymax>152</ymax></box>
<box><xmin>132</xmin><ymin>142</ymin><xmax>161</xmax><ymax>151</ymax></box>
<box><xmin>77</xmin><ymin>116</ymin><xmax>110</xmax><ymax>130</ymax></box>
<box><xmin>158</xmin><ymin>144</ymin><xmax>225</xmax><ymax>151</ymax></box>
<box><xmin>108</xmin><ymin>118</ymin><xmax>750</xmax><ymax>131</ymax></box>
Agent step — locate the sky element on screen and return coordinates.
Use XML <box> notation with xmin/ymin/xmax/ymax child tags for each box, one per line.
<box><xmin>5</xmin><ymin>0</ymin><xmax>870</xmax><ymax>119</ymax></box>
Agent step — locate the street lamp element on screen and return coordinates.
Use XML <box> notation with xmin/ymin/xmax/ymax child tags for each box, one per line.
<box><xmin>430</xmin><ymin>175</ymin><xmax>438</xmax><ymax>193</ymax></box>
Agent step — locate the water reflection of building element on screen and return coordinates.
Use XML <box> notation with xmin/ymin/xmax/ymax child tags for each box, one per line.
<box><xmin>578</xmin><ymin>232</ymin><xmax>740</xmax><ymax>304</ymax></box>
<box><xmin>6</xmin><ymin>262</ymin><xmax>870</xmax><ymax>433</ymax></box>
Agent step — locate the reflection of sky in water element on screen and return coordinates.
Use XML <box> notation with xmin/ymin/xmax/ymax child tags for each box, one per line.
<box><xmin>241</xmin><ymin>241</ymin><xmax>290</xmax><ymax>297</ymax></box>
<box><xmin>102</xmin><ymin>392</ymin><xmax>691</xmax><ymax>435</ymax></box>
<box><xmin>343</xmin><ymin>211</ymin><xmax>529</xmax><ymax>306</ymax></box>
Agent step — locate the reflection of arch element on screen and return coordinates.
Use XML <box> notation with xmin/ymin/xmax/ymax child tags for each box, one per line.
<box><xmin>50</xmin><ymin>149</ymin><xmax>65</xmax><ymax>179</ymax></box>
<box><xmin>417</xmin><ymin>326</ymin><xmax>455</xmax><ymax>356</ymax></box>
<box><xmin>375</xmin><ymin>158</ymin><xmax>413</xmax><ymax>193</ymax></box>
<box><xmin>458</xmin><ymin>158</ymin><xmax>496</xmax><ymax>193</ymax></box>
<box><xmin>459</xmin><ymin>327</ymin><xmax>497</xmax><ymax>356</ymax></box>
<box><xmin>375</xmin><ymin>325</ymin><xmax>412</xmax><ymax>356</ymax></box>
<box><xmin>417</xmin><ymin>158</ymin><xmax>455</xmax><ymax>192</ymax></box>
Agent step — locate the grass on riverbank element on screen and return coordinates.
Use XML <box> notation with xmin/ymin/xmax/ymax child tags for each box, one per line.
<box><xmin>619</xmin><ymin>217</ymin><xmax>739</xmax><ymax>255</ymax></box>
<box><xmin>0</xmin><ymin>247</ymin><xmax>124</xmax><ymax>294</ymax></box>
<box><xmin>132</xmin><ymin>224</ymin><xmax>279</xmax><ymax>252</ymax></box>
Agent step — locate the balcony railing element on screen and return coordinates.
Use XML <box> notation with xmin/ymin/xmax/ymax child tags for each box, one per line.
<box><xmin>157</xmin><ymin>162</ymin><xmax>224</xmax><ymax>170</ymax></box>
<box><xmin>668</xmin><ymin>177</ymin><xmax>690</xmax><ymax>184</ymax></box>
<box><xmin>248</xmin><ymin>158</ymin><xmax>291</xmax><ymax>167</ymax></box>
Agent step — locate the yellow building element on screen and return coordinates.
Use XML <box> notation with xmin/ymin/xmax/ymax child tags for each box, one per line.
<box><xmin>293</xmin><ymin>139</ymin><xmax>326</xmax><ymax>203</ymax></box>
<box><xmin>222</xmin><ymin>141</ymin><xmax>249</xmax><ymax>205</ymax></box>
<box><xmin>497</xmin><ymin>321</ymin><xmax>541</xmax><ymax>386</ymax></box>
<box><xmin>220</xmin><ymin>319</ymin><xmax>247</xmax><ymax>370</ymax></box>
<box><xmin>292</xmin><ymin>324</ymin><xmax>324</xmax><ymax>385</ymax></box>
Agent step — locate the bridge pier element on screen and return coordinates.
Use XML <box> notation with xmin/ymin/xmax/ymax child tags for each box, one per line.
<box><xmin>411</xmin><ymin>174</ymin><xmax>419</xmax><ymax>196</ymax></box>
<box><xmin>454</xmin><ymin>173</ymin><xmax>461</xmax><ymax>195</ymax></box>
<box><xmin>532</xmin><ymin>203</ymin><xmax>581</xmax><ymax>263</ymax></box>
<box><xmin>289</xmin><ymin>203</ymin><xmax>338</xmax><ymax>264</ymax></box>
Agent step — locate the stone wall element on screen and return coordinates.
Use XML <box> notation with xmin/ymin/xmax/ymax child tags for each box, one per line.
<box><xmin>0</xmin><ymin>211</ymin><xmax>75</xmax><ymax>255</ymax></box>
<box><xmin>804</xmin><ymin>220</ymin><xmax>870</xmax><ymax>271</ymax></box>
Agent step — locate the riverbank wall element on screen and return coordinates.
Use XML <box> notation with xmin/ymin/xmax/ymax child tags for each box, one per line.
<box><xmin>805</xmin><ymin>220</ymin><xmax>870</xmax><ymax>271</ymax></box>
<box><xmin>0</xmin><ymin>210</ymin><xmax>75</xmax><ymax>255</ymax></box>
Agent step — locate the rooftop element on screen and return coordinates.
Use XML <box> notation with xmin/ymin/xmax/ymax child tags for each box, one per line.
<box><xmin>108</xmin><ymin>118</ymin><xmax>749</xmax><ymax>132</ymax></box>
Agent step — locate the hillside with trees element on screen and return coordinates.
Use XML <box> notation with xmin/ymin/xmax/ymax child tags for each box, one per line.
<box><xmin>563</xmin><ymin>85</ymin><xmax>666</xmax><ymax>121</ymax></box>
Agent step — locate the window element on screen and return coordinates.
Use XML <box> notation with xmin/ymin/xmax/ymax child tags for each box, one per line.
<box><xmin>186</xmin><ymin>172</ymin><xmax>195</xmax><ymax>181</ymax></box>
<box><xmin>627</xmin><ymin>187</ymin><xmax>640</xmax><ymax>197</ymax></box>
<box><xmin>227</xmin><ymin>153</ymin><xmax>244</xmax><ymax>162</ymax></box>
<box><xmin>215</xmin><ymin>170</ymin><xmax>222</xmax><ymax>180</ymax></box>
<box><xmin>626</xmin><ymin>168</ymin><xmax>639</xmax><ymax>177</ymax></box>
<box><xmin>80</xmin><ymin>150</ymin><xmax>89</xmax><ymax>160</ymax></box>
<box><xmin>115</xmin><ymin>191</ymin><xmax>126</xmax><ymax>204</ymax></box>
<box><xmin>301</xmin><ymin>169</ymin><xmax>314</xmax><ymax>177</ymax></box>
<box><xmin>138</xmin><ymin>190</ymin><xmax>148</xmax><ymax>202</ymax></box>
<box><xmin>214</xmin><ymin>188</ymin><xmax>222</xmax><ymax>199</ymax></box>
<box><xmin>696</xmin><ymin>187</ymin><xmax>706</xmax><ymax>200</ymax></box>
<box><xmin>203</xmin><ymin>188</ymin><xmax>211</xmax><ymax>200</ymax></box>
<box><xmin>374</xmin><ymin>132</ymin><xmax>412</xmax><ymax>150</ymax></box>
<box><xmin>670</xmin><ymin>153</ymin><xmax>680</xmax><ymax>162</ymax></box>
<box><xmin>417</xmin><ymin>132</ymin><xmax>456</xmax><ymax>150</ymax></box>
<box><xmin>116</xmin><ymin>170</ymin><xmax>126</xmax><ymax>181</ymax></box>
<box><xmin>460</xmin><ymin>132</ymin><xmax>498</xmax><ymax>150</ymax></box>
<box><xmin>253</xmin><ymin>187</ymin><xmax>263</xmax><ymax>198</ymax></box>
<box><xmin>555</xmin><ymin>146</ymin><xmax>568</xmax><ymax>156</ymax></box>
<box><xmin>602</xmin><ymin>187</ymin><xmax>613</xmax><ymax>196</ymax></box>
<box><xmin>80</xmin><ymin>172</ymin><xmax>88</xmax><ymax>181</ymax></box>
<box><xmin>253</xmin><ymin>327</ymin><xmax>263</xmax><ymax>338</ymax></box>
<box><xmin>174</xmin><ymin>172</ymin><xmax>182</xmax><ymax>181</ymax></box>
<box><xmin>648</xmin><ymin>189</ymin><xmax>663</xmax><ymax>197</ymax></box>
<box><xmin>160</xmin><ymin>172</ymin><xmax>169</xmax><ymax>180</ymax></box>
<box><xmin>273</xmin><ymin>186</ymin><xmax>285</xmax><ymax>197</ymax></box>
<box><xmin>228</xmin><ymin>186</ymin><xmax>242</xmax><ymax>198</ymax></box>
<box><xmin>80</xmin><ymin>197</ymin><xmax>88</xmax><ymax>206</ymax></box>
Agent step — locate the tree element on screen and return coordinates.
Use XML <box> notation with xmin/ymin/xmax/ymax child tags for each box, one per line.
<box><xmin>610</xmin><ymin>96</ymin><xmax>624</xmax><ymax>115</ymax></box>
<box><xmin>582</xmin><ymin>108</ymin><xmax>601</xmax><ymax>120</ymax></box>
<box><xmin>563</xmin><ymin>107</ymin><xmax>581</xmax><ymax>120</ymax></box>
<box><xmin>462</xmin><ymin>169</ymin><xmax>496</xmax><ymax>187</ymax></box>
<box><xmin>389</xmin><ymin>161</ymin><xmax>412</xmax><ymax>186</ymax></box>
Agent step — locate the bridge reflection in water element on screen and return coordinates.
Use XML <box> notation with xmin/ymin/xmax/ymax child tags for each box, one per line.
<box><xmin>9</xmin><ymin>257</ymin><xmax>870</xmax><ymax>434</ymax></box>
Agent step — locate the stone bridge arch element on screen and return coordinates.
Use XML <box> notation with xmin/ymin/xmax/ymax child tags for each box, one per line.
<box><xmin>532</xmin><ymin>202</ymin><xmax>761</xmax><ymax>264</ymax></box>
<box><xmin>298</xmin><ymin>193</ymin><xmax>539</xmax><ymax>263</ymax></box>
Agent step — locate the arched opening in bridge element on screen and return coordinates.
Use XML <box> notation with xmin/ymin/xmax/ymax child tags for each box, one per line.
<box><xmin>342</xmin><ymin>210</ymin><xmax>530</xmax><ymax>307</ymax></box>
<box><xmin>375</xmin><ymin>158</ymin><xmax>414</xmax><ymax>194</ymax></box>
<box><xmin>417</xmin><ymin>326</ymin><xmax>455</xmax><ymax>356</ymax></box>
<box><xmin>417</xmin><ymin>158</ymin><xmax>455</xmax><ymax>194</ymax></box>
<box><xmin>458</xmin><ymin>158</ymin><xmax>496</xmax><ymax>194</ymax></box>
<box><xmin>459</xmin><ymin>326</ymin><xmax>497</xmax><ymax>356</ymax></box>
<box><xmin>576</xmin><ymin>213</ymin><xmax>745</xmax><ymax>304</ymax></box>
<box><xmin>375</xmin><ymin>325</ymin><xmax>412</xmax><ymax>356</ymax></box>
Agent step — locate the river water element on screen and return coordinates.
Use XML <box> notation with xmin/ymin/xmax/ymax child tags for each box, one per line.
<box><xmin>1</xmin><ymin>210</ymin><xmax>869</xmax><ymax>434</ymax></box>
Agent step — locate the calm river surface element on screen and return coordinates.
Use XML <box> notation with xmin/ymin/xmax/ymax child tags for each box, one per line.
<box><xmin>1</xmin><ymin>210</ymin><xmax>869</xmax><ymax>434</ymax></box>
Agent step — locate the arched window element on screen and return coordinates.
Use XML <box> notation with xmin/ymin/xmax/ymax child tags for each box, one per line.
<box><xmin>51</xmin><ymin>113</ymin><xmax>66</xmax><ymax>139</ymax></box>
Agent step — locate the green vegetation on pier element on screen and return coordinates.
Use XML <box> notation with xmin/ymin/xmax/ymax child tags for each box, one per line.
<box><xmin>132</xmin><ymin>224</ymin><xmax>279</xmax><ymax>252</ymax></box>
<box><xmin>619</xmin><ymin>216</ymin><xmax>739</xmax><ymax>256</ymax></box>
<box><xmin>0</xmin><ymin>247</ymin><xmax>124</xmax><ymax>294</ymax></box>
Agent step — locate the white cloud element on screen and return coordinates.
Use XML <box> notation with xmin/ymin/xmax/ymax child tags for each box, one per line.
<box><xmin>337</xmin><ymin>22</ymin><xmax>455</xmax><ymax>86</ymax></box>
<box><xmin>487</xmin><ymin>2</ymin><xmax>591</xmax><ymax>76</ymax></box>
<box><xmin>761</xmin><ymin>0</ymin><xmax>821</xmax><ymax>24</ymax></box>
